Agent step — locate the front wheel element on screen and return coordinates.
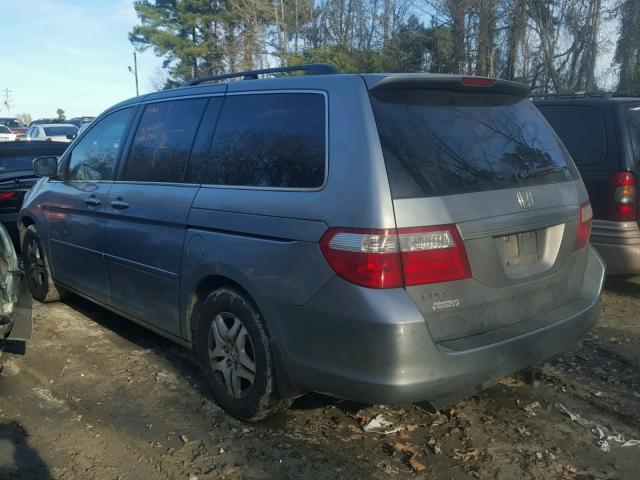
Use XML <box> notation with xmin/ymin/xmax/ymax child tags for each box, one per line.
<box><xmin>21</xmin><ymin>225</ymin><xmax>65</xmax><ymax>302</ymax></box>
<box><xmin>195</xmin><ymin>287</ymin><xmax>289</xmax><ymax>421</ymax></box>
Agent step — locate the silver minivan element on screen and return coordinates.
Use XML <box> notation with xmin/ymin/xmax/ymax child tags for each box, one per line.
<box><xmin>20</xmin><ymin>65</ymin><xmax>605</xmax><ymax>420</ymax></box>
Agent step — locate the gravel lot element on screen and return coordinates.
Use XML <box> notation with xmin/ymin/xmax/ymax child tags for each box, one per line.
<box><xmin>0</xmin><ymin>277</ymin><xmax>639</xmax><ymax>480</ymax></box>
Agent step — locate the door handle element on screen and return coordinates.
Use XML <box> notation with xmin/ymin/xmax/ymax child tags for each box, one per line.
<box><xmin>85</xmin><ymin>195</ymin><xmax>102</xmax><ymax>207</ymax></box>
<box><xmin>110</xmin><ymin>198</ymin><xmax>130</xmax><ymax>210</ymax></box>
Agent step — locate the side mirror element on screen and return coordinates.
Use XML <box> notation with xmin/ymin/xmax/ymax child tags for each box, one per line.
<box><xmin>33</xmin><ymin>156</ymin><xmax>59</xmax><ymax>177</ymax></box>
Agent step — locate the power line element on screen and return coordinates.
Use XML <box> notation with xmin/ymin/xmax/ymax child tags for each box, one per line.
<box><xmin>19</xmin><ymin>75</ymin><xmax>129</xmax><ymax>110</ymax></box>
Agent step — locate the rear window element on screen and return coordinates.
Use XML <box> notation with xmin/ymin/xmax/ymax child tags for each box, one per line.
<box><xmin>537</xmin><ymin>105</ymin><xmax>607</xmax><ymax>166</ymax></box>
<box><xmin>185</xmin><ymin>93</ymin><xmax>326</xmax><ymax>189</ymax></box>
<box><xmin>371</xmin><ymin>91</ymin><xmax>576</xmax><ymax>198</ymax></box>
<box><xmin>0</xmin><ymin>119</ymin><xmax>24</xmax><ymax>128</ymax></box>
<box><xmin>0</xmin><ymin>126</ymin><xmax>11</xmax><ymax>134</ymax></box>
<box><xmin>44</xmin><ymin>126</ymin><xmax>77</xmax><ymax>136</ymax></box>
<box><xmin>626</xmin><ymin>105</ymin><xmax>640</xmax><ymax>163</ymax></box>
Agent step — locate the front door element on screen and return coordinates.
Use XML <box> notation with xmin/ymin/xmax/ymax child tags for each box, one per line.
<box><xmin>47</xmin><ymin>107</ymin><xmax>135</xmax><ymax>302</ymax></box>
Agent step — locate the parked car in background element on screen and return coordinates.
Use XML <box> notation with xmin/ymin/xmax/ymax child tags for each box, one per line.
<box><xmin>535</xmin><ymin>93</ymin><xmax>640</xmax><ymax>274</ymax></box>
<box><xmin>0</xmin><ymin>141</ymin><xmax>68</xmax><ymax>245</ymax></box>
<box><xmin>20</xmin><ymin>66</ymin><xmax>605</xmax><ymax>421</ymax></box>
<box><xmin>67</xmin><ymin>116</ymin><xmax>95</xmax><ymax>129</ymax></box>
<box><xmin>0</xmin><ymin>125</ymin><xmax>19</xmax><ymax>142</ymax></box>
<box><xmin>26</xmin><ymin>124</ymin><xmax>78</xmax><ymax>143</ymax></box>
<box><xmin>0</xmin><ymin>118</ymin><xmax>27</xmax><ymax>139</ymax></box>
<box><xmin>0</xmin><ymin>222</ymin><xmax>32</xmax><ymax>369</ymax></box>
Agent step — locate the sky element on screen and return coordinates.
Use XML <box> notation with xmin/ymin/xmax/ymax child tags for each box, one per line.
<box><xmin>0</xmin><ymin>0</ymin><xmax>164</xmax><ymax>121</ymax></box>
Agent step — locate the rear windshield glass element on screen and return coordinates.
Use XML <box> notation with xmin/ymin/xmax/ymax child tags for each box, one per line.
<box><xmin>370</xmin><ymin>91</ymin><xmax>576</xmax><ymax>198</ymax></box>
<box><xmin>626</xmin><ymin>106</ymin><xmax>640</xmax><ymax>163</ymax></box>
<box><xmin>44</xmin><ymin>126</ymin><xmax>77</xmax><ymax>136</ymax></box>
<box><xmin>0</xmin><ymin>154</ymin><xmax>54</xmax><ymax>174</ymax></box>
<box><xmin>0</xmin><ymin>126</ymin><xmax>11</xmax><ymax>134</ymax></box>
<box><xmin>0</xmin><ymin>119</ymin><xmax>24</xmax><ymax>128</ymax></box>
<box><xmin>537</xmin><ymin>105</ymin><xmax>607</xmax><ymax>166</ymax></box>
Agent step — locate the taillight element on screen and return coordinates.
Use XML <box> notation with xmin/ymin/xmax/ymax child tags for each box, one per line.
<box><xmin>609</xmin><ymin>171</ymin><xmax>637</xmax><ymax>221</ymax></box>
<box><xmin>574</xmin><ymin>201</ymin><xmax>593</xmax><ymax>251</ymax></box>
<box><xmin>46</xmin><ymin>137</ymin><xmax>52</xmax><ymax>142</ymax></box>
<box><xmin>319</xmin><ymin>225</ymin><xmax>471</xmax><ymax>289</ymax></box>
<box><xmin>0</xmin><ymin>192</ymin><xmax>16</xmax><ymax>201</ymax></box>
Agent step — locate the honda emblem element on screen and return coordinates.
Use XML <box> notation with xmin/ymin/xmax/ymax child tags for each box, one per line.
<box><xmin>516</xmin><ymin>189</ymin><xmax>534</xmax><ymax>209</ymax></box>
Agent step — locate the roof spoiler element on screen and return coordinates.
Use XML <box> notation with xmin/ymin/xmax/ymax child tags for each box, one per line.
<box><xmin>369</xmin><ymin>75</ymin><xmax>529</xmax><ymax>98</ymax></box>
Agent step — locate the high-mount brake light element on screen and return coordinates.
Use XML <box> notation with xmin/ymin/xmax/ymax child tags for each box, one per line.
<box><xmin>319</xmin><ymin>225</ymin><xmax>472</xmax><ymax>288</ymax></box>
<box><xmin>462</xmin><ymin>77</ymin><xmax>495</xmax><ymax>87</ymax></box>
<box><xmin>609</xmin><ymin>171</ymin><xmax>637</xmax><ymax>222</ymax></box>
<box><xmin>574</xmin><ymin>201</ymin><xmax>593</xmax><ymax>251</ymax></box>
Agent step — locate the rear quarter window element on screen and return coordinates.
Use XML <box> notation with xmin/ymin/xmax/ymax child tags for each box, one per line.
<box><xmin>625</xmin><ymin>105</ymin><xmax>640</xmax><ymax>163</ymax></box>
<box><xmin>537</xmin><ymin>105</ymin><xmax>607</xmax><ymax>167</ymax></box>
<box><xmin>185</xmin><ymin>93</ymin><xmax>326</xmax><ymax>189</ymax></box>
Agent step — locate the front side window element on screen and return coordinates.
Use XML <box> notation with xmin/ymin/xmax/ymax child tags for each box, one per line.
<box><xmin>66</xmin><ymin>108</ymin><xmax>133</xmax><ymax>181</ymax></box>
<box><xmin>186</xmin><ymin>93</ymin><xmax>326</xmax><ymax>188</ymax></box>
<box><xmin>123</xmin><ymin>99</ymin><xmax>207</xmax><ymax>183</ymax></box>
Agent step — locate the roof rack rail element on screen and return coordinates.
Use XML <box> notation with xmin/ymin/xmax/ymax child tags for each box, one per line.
<box><xmin>529</xmin><ymin>90</ymin><xmax>630</xmax><ymax>99</ymax></box>
<box><xmin>183</xmin><ymin>63</ymin><xmax>339</xmax><ymax>87</ymax></box>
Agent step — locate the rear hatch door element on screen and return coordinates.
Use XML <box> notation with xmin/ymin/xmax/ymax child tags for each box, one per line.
<box><xmin>368</xmin><ymin>76</ymin><xmax>589</xmax><ymax>342</ymax></box>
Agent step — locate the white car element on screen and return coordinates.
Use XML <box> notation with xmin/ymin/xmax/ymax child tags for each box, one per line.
<box><xmin>0</xmin><ymin>125</ymin><xmax>18</xmax><ymax>142</ymax></box>
<box><xmin>26</xmin><ymin>124</ymin><xmax>78</xmax><ymax>143</ymax></box>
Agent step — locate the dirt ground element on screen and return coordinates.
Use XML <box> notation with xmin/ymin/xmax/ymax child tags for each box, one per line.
<box><xmin>0</xmin><ymin>277</ymin><xmax>639</xmax><ymax>480</ymax></box>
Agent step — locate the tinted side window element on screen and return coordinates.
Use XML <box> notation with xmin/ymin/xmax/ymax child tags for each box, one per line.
<box><xmin>537</xmin><ymin>105</ymin><xmax>607</xmax><ymax>166</ymax></box>
<box><xmin>67</xmin><ymin>108</ymin><xmax>133</xmax><ymax>181</ymax></box>
<box><xmin>625</xmin><ymin>105</ymin><xmax>640</xmax><ymax>163</ymax></box>
<box><xmin>124</xmin><ymin>99</ymin><xmax>207</xmax><ymax>183</ymax></box>
<box><xmin>186</xmin><ymin>93</ymin><xmax>326</xmax><ymax>188</ymax></box>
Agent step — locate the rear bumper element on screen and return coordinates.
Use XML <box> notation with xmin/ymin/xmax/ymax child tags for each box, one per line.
<box><xmin>268</xmin><ymin>246</ymin><xmax>604</xmax><ymax>407</ymax></box>
<box><xmin>591</xmin><ymin>219</ymin><xmax>640</xmax><ymax>275</ymax></box>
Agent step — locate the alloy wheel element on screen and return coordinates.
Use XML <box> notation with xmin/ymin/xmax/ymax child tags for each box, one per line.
<box><xmin>25</xmin><ymin>238</ymin><xmax>46</xmax><ymax>290</ymax></box>
<box><xmin>208</xmin><ymin>312</ymin><xmax>256</xmax><ymax>399</ymax></box>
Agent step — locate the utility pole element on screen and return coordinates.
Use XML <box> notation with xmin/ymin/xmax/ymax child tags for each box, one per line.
<box><xmin>128</xmin><ymin>52</ymin><xmax>140</xmax><ymax>96</ymax></box>
<box><xmin>1</xmin><ymin>87</ymin><xmax>12</xmax><ymax>115</ymax></box>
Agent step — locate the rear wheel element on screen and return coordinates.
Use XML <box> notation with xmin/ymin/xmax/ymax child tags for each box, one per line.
<box><xmin>195</xmin><ymin>287</ymin><xmax>289</xmax><ymax>421</ymax></box>
<box><xmin>22</xmin><ymin>225</ymin><xmax>65</xmax><ymax>302</ymax></box>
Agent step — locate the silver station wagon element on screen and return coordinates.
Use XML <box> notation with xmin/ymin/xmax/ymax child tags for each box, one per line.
<box><xmin>19</xmin><ymin>65</ymin><xmax>605</xmax><ymax>420</ymax></box>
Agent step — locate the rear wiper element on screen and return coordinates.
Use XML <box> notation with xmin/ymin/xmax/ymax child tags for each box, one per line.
<box><xmin>515</xmin><ymin>165</ymin><xmax>567</xmax><ymax>181</ymax></box>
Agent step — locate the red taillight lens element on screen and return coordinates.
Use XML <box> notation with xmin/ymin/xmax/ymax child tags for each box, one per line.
<box><xmin>319</xmin><ymin>228</ymin><xmax>402</xmax><ymax>288</ymax></box>
<box><xmin>399</xmin><ymin>226</ymin><xmax>471</xmax><ymax>286</ymax></box>
<box><xmin>319</xmin><ymin>225</ymin><xmax>472</xmax><ymax>288</ymax></box>
<box><xmin>574</xmin><ymin>201</ymin><xmax>593</xmax><ymax>251</ymax></box>
<box><xmin>462</xmin><ymin>77</ymin><xmax>495</xmax><ymax>87</ymax></box>
<box><xmin>609</xmin><ymin>171</ymin><xmax>637</xmax><ymax>221</ymax></box>
<box><xmin>0</xmin><ymin>192</ymin><xmax>16</xmax><ymax>202</ymax></box>
<box><xmin>45</xmin><ymin>137</ymin><xmax>52</xmax><ymax>142</ymax></box>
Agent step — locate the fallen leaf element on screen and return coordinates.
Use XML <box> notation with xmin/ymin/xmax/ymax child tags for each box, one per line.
<box><xmin>409</xmin><ymin>456</ymin><xmax>427</xmax><ymax>472</ymax></box>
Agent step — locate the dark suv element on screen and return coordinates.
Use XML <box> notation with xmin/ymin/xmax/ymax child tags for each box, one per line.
<box><xmin>535</xmin><ymin>94</ymin><xmax>640</xmax><ymax>274</ymax></box>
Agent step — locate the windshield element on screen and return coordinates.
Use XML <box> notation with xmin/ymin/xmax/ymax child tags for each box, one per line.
<box><xmin>0</xmin><ymin>119</ymin><xmax>24</xmax><ymax>128</ymax></box>
<box><xmin>370</xmin><ymin>91</ymin><xmax>577</xmax><ymax>198</ymax></box>
<box><xmin>44</xmin><ymin>126</ymin><xmax>78</xmax><ymax>136</ymax></box>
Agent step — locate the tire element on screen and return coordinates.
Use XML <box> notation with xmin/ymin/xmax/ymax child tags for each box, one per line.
<box><xmin>195</xmin><ymin>287</ymin><xmax>289</xmax><ymax>421</ymax></box>
<box><xmin>21</xmin><ymin>225</ymin><xmax>65</xmax><ymax>303</ymax></box>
